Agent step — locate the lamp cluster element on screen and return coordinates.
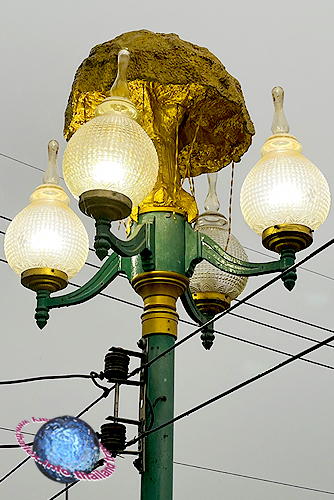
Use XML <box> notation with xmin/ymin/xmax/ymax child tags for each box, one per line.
<box><xmin>4</xmin><ymin>50</ymin><xmax>331</xmax><ymax>318</ymax></box>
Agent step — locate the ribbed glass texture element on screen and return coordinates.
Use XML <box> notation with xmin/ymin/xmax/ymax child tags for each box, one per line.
<box><xmin>189</xmin><ymin>214</ymin><xmax>248</xmax><ymax>300</ymax></box>
<box><xmin>240</xmin><ymin>137</ymin><xmax>331</xmax><ymax>235</ymax></box>
<box><xmin>4</xmin><ymin>185</ymin><xmax>89</xmax><ymax>278</ymax></box>
<box><xmin>63</xmin><ymin>112</ymin><xmax>159</xmax><ymax>207</ymax></box>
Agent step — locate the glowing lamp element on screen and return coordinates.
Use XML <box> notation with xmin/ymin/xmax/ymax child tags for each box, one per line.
<box><xmin>240</xmin><ymin>87</ymin><xmax>330</xmax><ymax>253</ymax></box>
<box><xmin>62</xmin><ymin>49</ymin><xmax>159</xmax><ymax>221</ymax></box>
<box><xmin>4</xmin><ymin>141</ymin><xmax>89</xmax><ymax>292</ymax></box>
<box><xmin>33</xmin><ymin>415</ymin><xmax>99</xmax><ymax>484</ymax></box>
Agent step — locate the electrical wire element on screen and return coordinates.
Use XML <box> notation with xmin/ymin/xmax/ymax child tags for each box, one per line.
<box><xmin>244</xmin><ymin>245</ymin><xmax>334</xmax><ymax>282</ymax></box>
<box><xmin>238</xmin><ymin>299</ymin><xmax>334</xmax><ymax>336</ymax></box>
<box><xmin>1</xmin><ymin>256</ymin><xmax>334</xmax><ymax>375</ymax></box>
<box><xmin>0</xmin><ymin>152</ymin><xmax>44</xmax><ymax>173</ymax></box>
<box><xmin>212</xmin><ymin>327</ymin><xmax>334</xmax><ymax>371</ymax></box>
<box><xmin>0</xmin><ymin>426</ymin><xmax>35</xmax><ymax>436</ymax></box>
<box><xmin>68</xmin><ymin>280</ymin><xmax>334</xmax><ymax>368</ymax></box>
<box><xmin>126</xmin><ymin>328</ymin><xmax>334</xmax><ymax>447</ymax></box>
<box><xmin>0</xmin><ymin>214</ymin><xmax>12</xmax><ymax>222</ymax></box>
<box><xmin>68</xmin><ymin>281</ymin><xmax>142</xmax><ymax>309</ymax></box>
<box><xmin>0</xmin><ymin>442</ymin><xmax>33</xmax><ymax>449</ymax></box>
<box><xmin>0</xmin><ymin>152</ymin><xmax>64</xmax><ymax>180</ymax></box>
<box><xmin>2</xmin><ymin>158</ymin><xmax>334</xmax><ymax>495</ymax></box>
<box><xmin>174</xmin><ymin>461</ymin><xmax>334</xmax><ymax>495</ymax></box>
<box><xmin>0</xmin><ymin>386</ymin><xmax>115</xmax><ymax>483</ymax></box>
<box><xmin>228</xmin><ymin>311</ymin><xmax>334</xmax><ymax>350</ymax></box>
<box><xmin>47</xmin><ymin>482</ymin><xmax>76</xmax><ymax>500</ymax></box>
<box><xmin>0</xmin><ymin>373</ymin><xmax>99</xmax><ymax>385</ymax></box>
<box><xmin>129</xmin><ymin>235</ymin><xmax>334</xmax><ymax>376</ymax></box>
<box><xmin>0</xmin><ymin>456</ymin><xmax>30</xmax><ymax>483</ymax></box>
<box><xmin>2</xmin><ymin>250</ymin><xmax>332</xmax><ymax>353</ymax></box>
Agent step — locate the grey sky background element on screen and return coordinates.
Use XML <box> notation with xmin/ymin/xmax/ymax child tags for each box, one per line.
<box><xmin>1</xmin><ymin>1</ymin><xmax>334</xmax><ymax>499</ymax></box>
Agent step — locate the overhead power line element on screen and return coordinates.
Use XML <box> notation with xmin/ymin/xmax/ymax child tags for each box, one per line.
<box><xmin>0</xmin><ymin>152</ymin><xmax>64</xmax><ymax>180</ymax></box>
<box><xmin>1</xmin><ymin>255</ymin><xmax>334</xmax><ymax>373</ymax></box>
<box><xmin>131</xmin><ymin>236</ymin><xmax>334</xmax><ymax>375</ymax></box>
<box><xmin>239</xmin><ymin>299</ymin><xmax>334</xmax><ymax>336</ymax></box>
<box><xmin>212</xmin><ymin>327</ymin><xmax>334</xmax><ymax>371</ymax></box>
<box><xmin>0</xmin><ymin>373</ymin><xmax>99</xmax><ymax>385</ymax></box>
<box><xmin>229</xmin><ymin>311</ymin><xmax>334</xmax><ymax>350</ymax></box>
<box><xmin>0</xmin><ymin>152</ymin><xmax>44</xmax><ymax>173</ymax></box>
<box><xmin>127</xmin><ymin>328</ymin><xmax>334</xmax><ymax>447</ymax></box>
<box><xmin>244</xmin><ymin>245</ymin><xmax>334</xmax><ymax>282</ymax></box>
<box><xmin>0</xmin><ymin>426</ymin><xmax>35</xmax><ymax>437</ymax></box>
<box><xmin>47</xmin><ymin>483</ymin><xmax>76</xmax><ymax>500</ymax></box>
<box><xmin>0</xmin><ymin>457</ymin><xmax>30</xmax><ymax>483</ymax></box>
<box><xmin>0</xmin><ymin>386</ymin><xmax>115</xmax><ymax>483</ymax></box>
<box><xmin>174</xmin><ymin>461</ymin><xmax>334</xmax><ymax>495</ymax></box>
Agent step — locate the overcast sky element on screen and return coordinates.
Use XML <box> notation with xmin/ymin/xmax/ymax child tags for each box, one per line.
<box><xmin>1</xmin><ymin>1</ymin><xmax>334</xmax><ymax>499</ymax></box>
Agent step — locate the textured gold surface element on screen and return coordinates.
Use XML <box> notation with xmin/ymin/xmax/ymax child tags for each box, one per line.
<box><xmin>262</xmin><ymin>224</ymin><xmax>313</xmax><ymax>253</ymax></box>
<box><xmin>132</xmin><ymin>271</ymin><xmax>189</xmax><ymax>337</ymax></box>
<box><xmin>21</xmin><ymin>268</ymin><xmax>68</xmax><ymax>292</ymax></box>
<box><xmin>192</xmin><ymin>291</ymin><xmax>231</xmax><ymax>316</ymax></box>
<box><xmin>64</xmin><ymin>31</ymin><xmax>254</xmax><ymax>221</ymax></box>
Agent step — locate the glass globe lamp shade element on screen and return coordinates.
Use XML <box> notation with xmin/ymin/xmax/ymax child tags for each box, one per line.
<box><xmin>189</xmin><ymin>213</ymin><xmax>248</xmax><ymax>315</ymax></box>
<box><xmin>240</xmin><ymin>134</ymin><xmax>330</xmax><ymax>242</ymax></box>
<box><xmin>62</xmin><ymin>98</ymin><xmax>159</xmax><ymax>221</ymax></box>
<box><xmin>4</xmin><ymin>184</ymin><xmax>89</xmax><ymax>290</ymax></box>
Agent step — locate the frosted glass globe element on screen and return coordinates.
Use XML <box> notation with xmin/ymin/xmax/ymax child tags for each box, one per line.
<box><xmin>189</xmin><ymin>213</ymin><xmax>248</xmax><ymax>300</ymax></box>
<box><xmin>63</xmin><ymin>105</ymin><xmax>159</xmax><ymax>208</ymax></box>
<box><xmin>4</xmin><ymin>184</ymin><xmax>89</xmax><ymax>279</ymax></box>
<box><xmin>240</xmin><ymin>134</ymin><xmax>331</xmax><ymax>235</ymax></box>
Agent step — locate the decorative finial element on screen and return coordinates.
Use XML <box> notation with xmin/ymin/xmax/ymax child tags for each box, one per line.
<box><xmin>110</xmin><ymin>49</ymin><xmax>130</xmax><ymax>99</ymax></box>
<box><xmin>43</xmin><ymin>140</ymin><xmax>60</xmax><ymax>185</ymax></box>
<box><xmin>271</xmin><ymin>86</ymin><xmax>290</xmax><ymax>134</ymax></box>
<box><xmin>204</xmin><ymin>172</ymin><xmax>220</xmax><ymax>212</ymax></box>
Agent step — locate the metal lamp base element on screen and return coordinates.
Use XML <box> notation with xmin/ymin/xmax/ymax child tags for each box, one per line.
<box><xmin>192</xmin><ymin>291</ymin><xmax>231</xmax><ymax>316</ymax></box>
<box><xmin>262</xmin><ymin>224</ymin><xmax>313</xmax><ymax>253</ymax></box>
<box><xmin>79</xmin><ymin>189</ymin><xmax>132</xmax><ymax>221</ymax></box>
<box><xmin>132</xmin><ymin>271</ymin><xmax>189</xmax><ymax>338</ymax></box>
<box><xmin>21</xmin><ymin>268</ymin><xmax>68</xmax><ymax>292</ymax></box>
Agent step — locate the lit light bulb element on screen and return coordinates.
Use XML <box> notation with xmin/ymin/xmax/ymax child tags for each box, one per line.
<box><xmin>240</xmin><ymin>87</ymin><xmax>330</xmax><ymax>251</ymax></box>
<box><xmin>63</xmin><ymin>49</ymin><xmax>159</xmax><ymax>221</ymax></box>
<box><xmin>4</xmin><ymin>141</ymin><xmax>89</xmax><ymax>291</ymax></box>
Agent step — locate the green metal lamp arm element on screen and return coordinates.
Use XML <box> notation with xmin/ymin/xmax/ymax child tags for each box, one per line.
<box><xmin>94</xmin><ymin>217</ymin><xmax>155</xmax><ymax>262</ymax></box>
<box><xmin>185</xmin><ymin>224</ymin><xmax>296</xmax><ymax>278</ymax></box>
<box><xmin>35</xmin><ymin>252</ymin><xmax>124</xmax><ymax>329</ymax></box>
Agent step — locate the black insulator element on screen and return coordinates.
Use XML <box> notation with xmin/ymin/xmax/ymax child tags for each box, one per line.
<box><xmin>104</xmin><ymin>349</ymin><xmax>130</xmax><ymax>381</ymax></box>
<box><xmin>100</xmin><ymin>423</ymin><xmax>126</xmax><ymax>457</ymax></box>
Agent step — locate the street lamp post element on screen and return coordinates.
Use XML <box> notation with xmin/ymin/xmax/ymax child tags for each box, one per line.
<box><xmin>4</xmin><ymin>31</ymin><xmax>330</xmax><ymax>500</ymax></box>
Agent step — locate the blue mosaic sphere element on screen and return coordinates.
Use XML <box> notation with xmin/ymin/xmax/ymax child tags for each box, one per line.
<box><xmin>33</xmin><ymin>415</ymin><xmax>100</xmax><ymax>483</ymax></box>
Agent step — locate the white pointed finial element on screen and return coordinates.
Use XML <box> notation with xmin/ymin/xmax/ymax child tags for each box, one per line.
<box><xmin>43</xmin><ymin>140</ymin><xmax>60</xmax><ymax>185</ymax></box>
<box><xmin>204</xmin><ymin>172</ymin><xmax>220</xmax><ymax>212</ymax></box>
<box><xmin>271</xmin><ymin>87</ymin><xmax>290</xmax><ymax>134</ymax></box>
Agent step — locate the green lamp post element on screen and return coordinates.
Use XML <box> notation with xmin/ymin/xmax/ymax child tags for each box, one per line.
<box><xmin>4</xmin><ymin>31</ymin><xmax>330</xmax><ymax>500</ymax></box>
